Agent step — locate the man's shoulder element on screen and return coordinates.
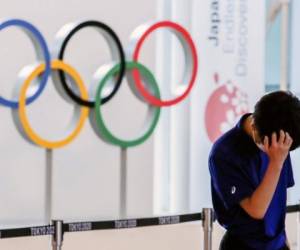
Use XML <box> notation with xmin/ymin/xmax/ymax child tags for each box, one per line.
<box><xmin>210</xmin><ymin>127</ymin><xmax>240</xmax><ymax>159</ymax></box>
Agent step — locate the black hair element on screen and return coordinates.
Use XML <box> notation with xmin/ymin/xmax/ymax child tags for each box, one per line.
<box><xmin>253</xmin><ymin>91</ymin><xmax>300</xmax><ymax>151</ymax></box>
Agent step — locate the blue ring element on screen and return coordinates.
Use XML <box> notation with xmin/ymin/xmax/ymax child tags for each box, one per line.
<box><xmin>0</xmin><ymin>19</ymin><xmax>51</xmax><ymax>108</ymax></box>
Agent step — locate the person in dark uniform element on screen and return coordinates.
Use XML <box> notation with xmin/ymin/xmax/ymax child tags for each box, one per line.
<box><xmin>209</xmin><ymin>91</ymin><xmax>300</xmax><ymax>250</ymax></box>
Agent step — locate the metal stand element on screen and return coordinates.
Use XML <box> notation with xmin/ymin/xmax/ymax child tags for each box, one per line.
<box><xmin>45</xmin><ymin>149</ymin><xmax>53</xmax><ymax>223</ymax></box>
<box><xmin>202</xmin><ymin>208</ymin><xmax>214</xmax><ymax>250</ymax></box>
<box><xmin>297</xmin><ymin>201</ymin><xmax>300</xmax><ymax>250</ymax></box>
<box><xmin>51</xmin><ymin>220</ymin><xmax>64</xmax><ymax>250</ymax></box>
<box><xmin>120</xmin><ymin>148</ymin><xmax>128</xmax><ymax>218</ymax></box>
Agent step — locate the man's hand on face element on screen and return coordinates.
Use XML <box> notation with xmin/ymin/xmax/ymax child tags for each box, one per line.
<box><xmin>256</xmin><ymin>130</ymin><xmax>293</xmax><ymax>171</ymax></box>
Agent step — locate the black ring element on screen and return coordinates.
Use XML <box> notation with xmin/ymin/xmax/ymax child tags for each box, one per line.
<box><xmin>57</xmin><ymin>20</ymin><xmax>125</xmax><ymax>108</ymax></box>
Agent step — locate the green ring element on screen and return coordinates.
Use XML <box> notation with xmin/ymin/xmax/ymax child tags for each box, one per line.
<box><xmin>94</xmin><ymin>61</ymin><xmax>161</xmax><ymax>148</ymax></box>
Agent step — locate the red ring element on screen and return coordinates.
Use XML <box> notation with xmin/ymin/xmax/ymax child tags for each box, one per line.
<box><xmin>132</xmin><ymin>21</ymin><xmax>198</xmax><ymax>107</ymax></box>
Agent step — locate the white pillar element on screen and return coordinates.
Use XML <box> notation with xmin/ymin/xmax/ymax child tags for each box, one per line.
<box><xmin>169</xmin><ymin>0</ymin><xmax>192</xmax><ymax>214</ymax></box>
<box><xmin>280</xmin><ymin>0</ymin><xmax>290</xmax><ymax>91</ymax></box>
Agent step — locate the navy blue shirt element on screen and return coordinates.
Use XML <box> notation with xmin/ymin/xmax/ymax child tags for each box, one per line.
<box><xmin>209</xmin><ymin>114</ymin><xmax>295</xmax><ymax>250</ymax></box>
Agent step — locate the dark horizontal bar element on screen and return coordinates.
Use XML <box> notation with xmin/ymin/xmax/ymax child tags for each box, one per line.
<box><xmin>1</xmin><ymin>204</ymin><xmax>299</xmax><ymax>240</ymax></box>
<box><xmin>0</xmin><ymin>213</ymin><xmax>202</xmax><ymax>239</ymax></box>
<box><xmin>0</xmin><ymin>225</ymin><xmax>54</xmax><ymax>239</ymax></box>
<box><xmin>64</xmin><ymin>213</ymin><xmax>202</xmax><ymax>232</ymax></box>
<box><xmin>286</xmin><ymin>204</ymin><xmax>300</xmax><ymax>213</ymax></box>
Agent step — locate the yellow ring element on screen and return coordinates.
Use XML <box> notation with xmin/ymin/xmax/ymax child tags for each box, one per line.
<box><xmin>18</xmin><ymin>60</ymin><xmax>89</xmax><ymax>149</ymax></box>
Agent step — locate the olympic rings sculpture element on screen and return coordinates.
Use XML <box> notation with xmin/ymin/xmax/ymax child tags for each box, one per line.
<box><xmin>1</xmin><ymin>19</ymin><xmax>198</xmax><ymax>149</ymax></box>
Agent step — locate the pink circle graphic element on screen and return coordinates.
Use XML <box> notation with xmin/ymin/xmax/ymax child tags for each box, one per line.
<box><xmin>205</xmin><ymin>73</ymin><xmax>249</xmax><ymax>143</ymax></box>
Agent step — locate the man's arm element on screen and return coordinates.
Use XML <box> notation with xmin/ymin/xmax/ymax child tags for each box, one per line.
<box><xmin>239</xmin><ymin>131</ymin><xmax>293</xmax><ymax>219</ymax></box>
<box><xmin>239</xmin><ymin>162</ymin><xmax>281</xmax><ymax>219</ymax></box>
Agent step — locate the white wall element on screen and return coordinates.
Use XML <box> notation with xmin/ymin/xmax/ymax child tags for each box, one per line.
<box><xmin>0</xmin><ymin>0</ymin><xmax>157</xmax><ymax>228</ymax></box>
<box><xmin>290</xmin><ymin>0</ymin><xmax>300</xmax><ymax>205</ymax></box>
